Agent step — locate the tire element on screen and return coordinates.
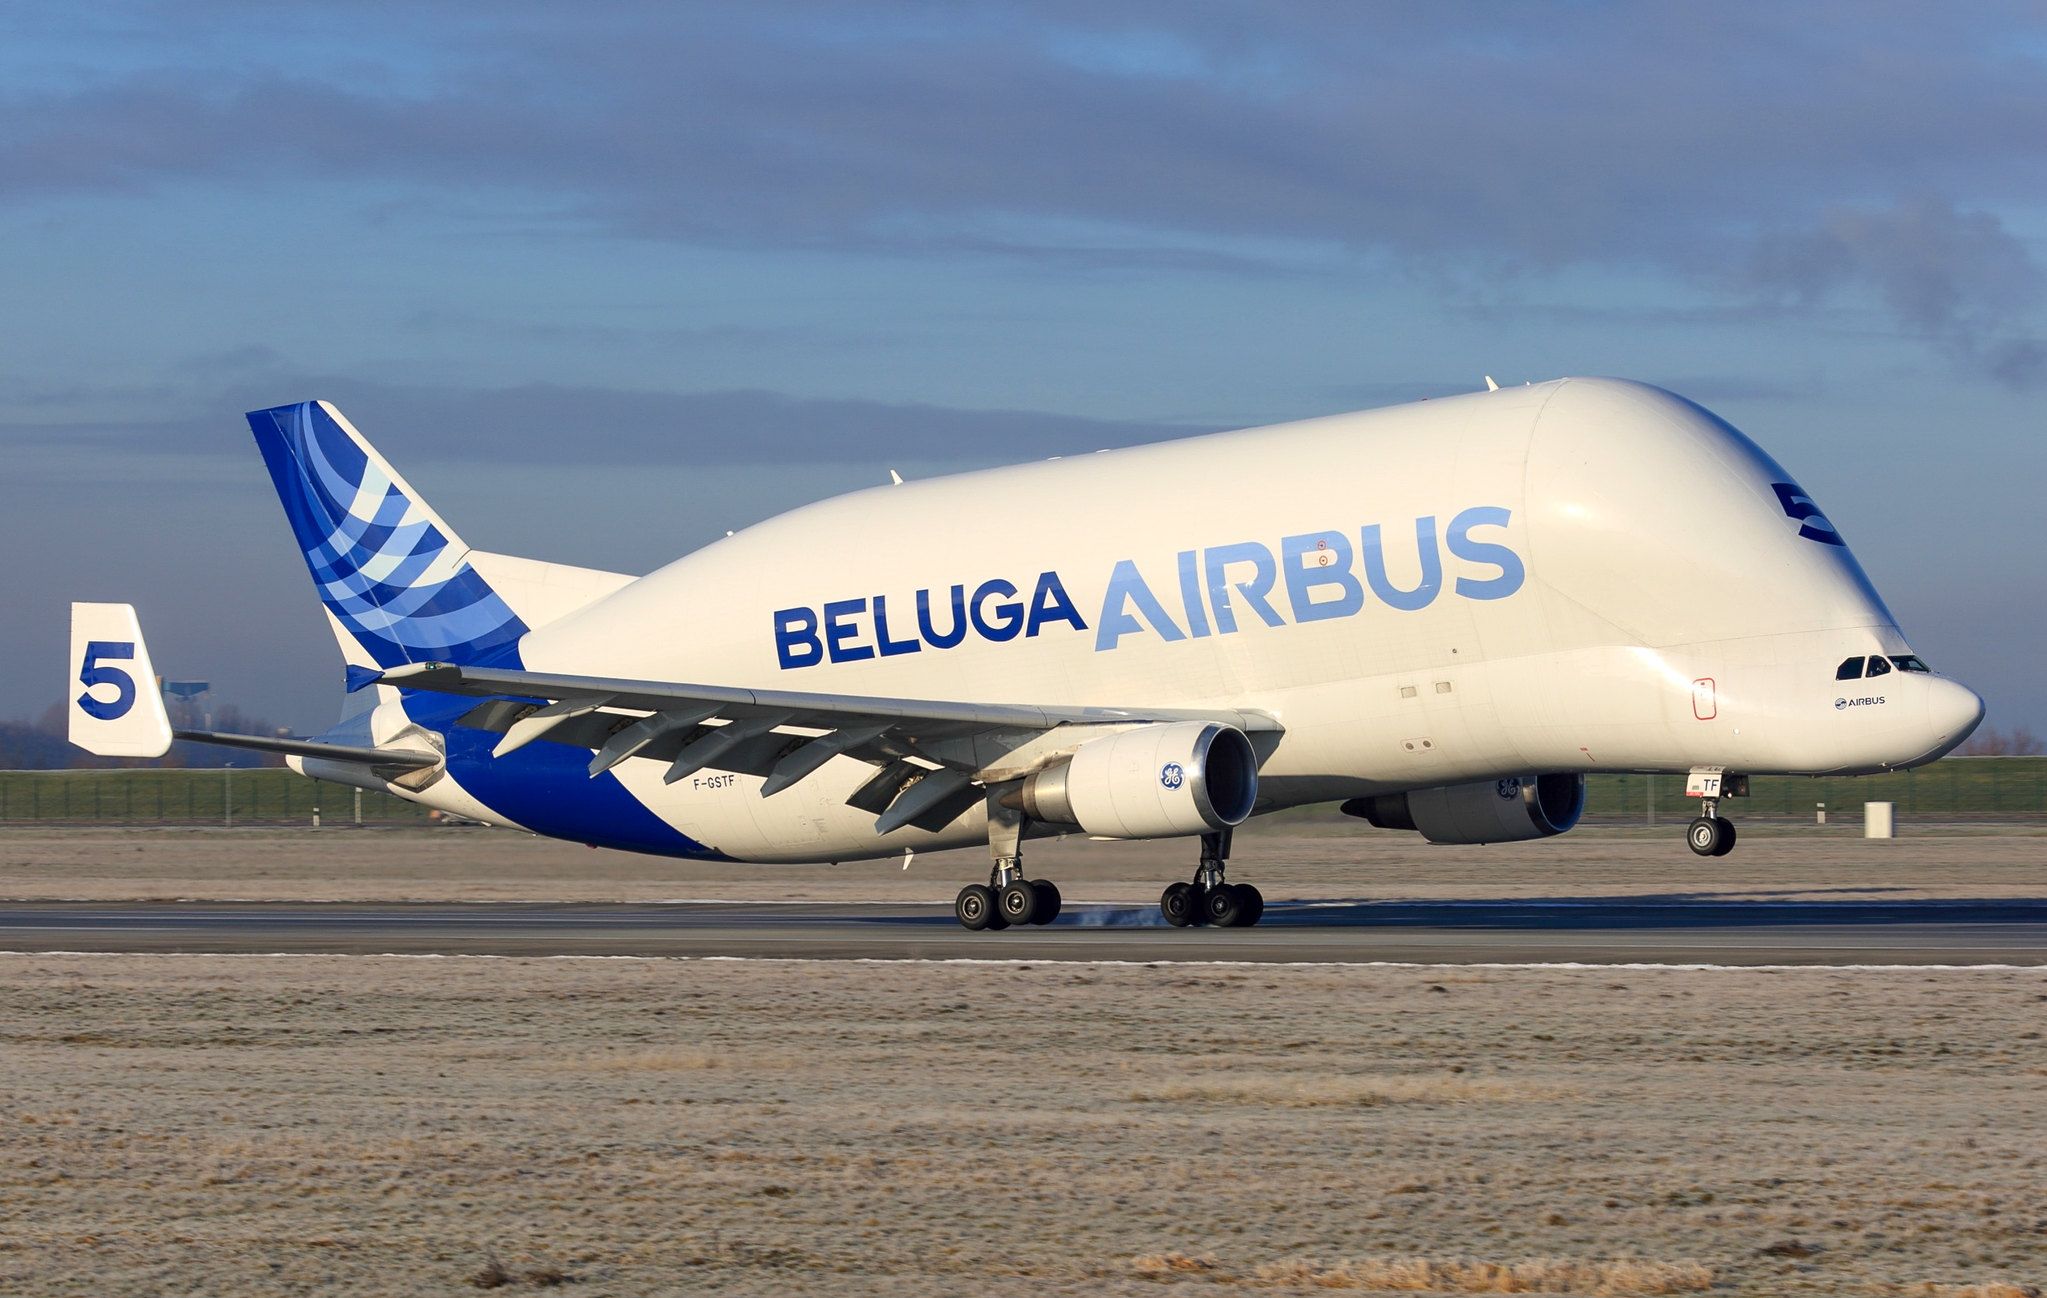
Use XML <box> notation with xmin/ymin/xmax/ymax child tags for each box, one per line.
<box><xmin>956</xmin><ymin>883</ymin><xmax>997</xmax><ymax>931</ymax></box>
<box><xmin>1234</xmin><ymin>883</ymin><xmax>1265</xmax><ymax>928</ymax></box>
<box><xmin>1160</xmin><ymin>881</ymin><xmax>1198</xmax><ymax>928</ymax></box>
<box><xmin>1031</xmin><ymin>880</ymin><xmax>1062</xmax><ymax>925</ymax></box>
<box><xmin>1686</xmin><ymin>817</ymin><xmax>1718</xmax><ymax>856</ymax></box>
<box><xmin>998</xmin><ymin>879</ymin><xmax>1040</xmax><ymax>926</ymax></box>
<box><xmin>1203</xmin><ymin>883</ymin><xmax>1245</xmax><ymax>928</ymax></box>
<box><xmin>1709</xmin><ymin>819</ymin><xmax>1738</xmax><ymax>857</ymax></box>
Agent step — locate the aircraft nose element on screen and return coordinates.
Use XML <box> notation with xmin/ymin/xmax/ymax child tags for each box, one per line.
<box><xmin>1926</xmin><ymin>677</ymin><xmax>1986</xmax><ymax>751</ymax></box>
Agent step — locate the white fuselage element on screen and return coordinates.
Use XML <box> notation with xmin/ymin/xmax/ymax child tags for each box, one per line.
<box><xmin>365</xmin><ymin>378</ymin><xmax>1980</xmax><ymax>862</ymax></box>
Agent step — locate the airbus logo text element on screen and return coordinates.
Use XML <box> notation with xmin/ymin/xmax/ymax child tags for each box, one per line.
<box><xmin>773</xmin><ymin>506</ymin><xmax>1525</xmax><ymax>669</ymax></box>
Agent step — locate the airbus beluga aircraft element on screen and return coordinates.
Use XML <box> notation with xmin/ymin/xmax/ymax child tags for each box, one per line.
<box><xmin>71</xmin><ymin>378</ymin><xmax>1983</xmax><ymax>930</ymax></box>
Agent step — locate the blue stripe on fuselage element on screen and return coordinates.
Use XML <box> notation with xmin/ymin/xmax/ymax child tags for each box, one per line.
<box><xmin>395</xmin><ymin>690</ymin><xmax>732</xmax><ymax>861</ymax></box>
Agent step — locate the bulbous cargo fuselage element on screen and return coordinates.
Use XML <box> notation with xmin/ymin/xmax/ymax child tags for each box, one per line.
<box><xmin>404</xmin><ymin>376</ymin><xmax>1981</xmax><ymax>862</ymax></box>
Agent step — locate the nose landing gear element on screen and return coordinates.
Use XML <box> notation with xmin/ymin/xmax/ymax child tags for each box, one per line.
<box><xmin>1686</xmin><ymin>811</ymin><xmax>1737</xmax><ymax>857</ymax></box>
<box><xmin>1683</xmin><ymin>768</ymin><xmax>1746</xmax><ymax>857</ymax></box>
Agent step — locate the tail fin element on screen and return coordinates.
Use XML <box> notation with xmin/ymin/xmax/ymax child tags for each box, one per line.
<box><xmin>68</xmin><ymin>602</ymin><xmax>173</xmax><ymax>758</ymax></box>
<box><xmin>248</xmin><ymin>401</ymin><xmax>530</xmax><ymax>672</ymax></box>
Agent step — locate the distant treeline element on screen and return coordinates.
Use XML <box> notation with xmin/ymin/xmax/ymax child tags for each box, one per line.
<box><xmin>0</xmin><ymin>702</ymin><xmax>287</xmax><ymax>770</ymax></box>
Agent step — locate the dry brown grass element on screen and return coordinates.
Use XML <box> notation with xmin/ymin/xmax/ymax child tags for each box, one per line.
<box><xmin>1129</xmin><ymin>1072</ymin><xmax>1545</xmax><ymax>1108</ymax></box>
<box><xmin>1134</xmin><ymin>1252</ymin><xmax>1225</xmax><ymax>1278</ymax></box>
<box><xmin>4</xmin><ymin>823</ymin><xmax>2043</xmax><ymax>903</ymax></box>
<box><xmin>1250</xmin><ymin>1256</ymin><xmax>1714</xmax><ymax>1294</ymax></box>
<box><xmin>566</xmin><ymin>1046</ymin><xmax>740</xmax><ymax>1072</ymax></box>
<box><xmin>3</xmin><ymin>955</ymin><xmax>2042</xmax><ymax>1297</ymax></box>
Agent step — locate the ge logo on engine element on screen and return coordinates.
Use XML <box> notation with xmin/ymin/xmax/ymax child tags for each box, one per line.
<box><xmin>1495</xmin><ymin>778</ymin><xmax>1520</xmax><ymax>800</ymax></box>
<box><xmin>1160</xmin><ymin>762</ymin><xmax>1185</xmax><ymax>790</ymax></box>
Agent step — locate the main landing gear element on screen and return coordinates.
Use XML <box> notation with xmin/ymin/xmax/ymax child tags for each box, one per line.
<box><xmin>1160</xmin><ymin>829</ymin><xmax>1264</xmax><ymax>928</ymax></box>
<box><xmin>954</xmin><ymin>869</ymin><xmax>1062</xmax><ymax>931</ymax></box>
<box><xmin>955</xmin><ymin>796</ymin><xmax>1063</xmax><ymax>931</ymax></box>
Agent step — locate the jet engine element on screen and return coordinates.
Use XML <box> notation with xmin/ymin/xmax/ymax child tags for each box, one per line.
<box><xmin>1342</xmin><ymin>773</ymin><xmax>1585</xmax><ymax>844</ymax></box>
<box><xmin>1013</xmin><ymin>720</ymin><xmax>1258</xmax><ymax>839</ymax></box>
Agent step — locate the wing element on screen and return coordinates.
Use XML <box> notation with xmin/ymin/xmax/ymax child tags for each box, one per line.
<box><xmin>379</xmin><ymin>661</ymin><xmax>1281</xmax><ymax>834</ymax></box>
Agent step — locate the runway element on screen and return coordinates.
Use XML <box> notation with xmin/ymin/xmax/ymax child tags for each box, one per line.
<box><xmin>2</xmin><ymin>894</ymin><xmax>2045</xmax><ymax>964</ymax></box>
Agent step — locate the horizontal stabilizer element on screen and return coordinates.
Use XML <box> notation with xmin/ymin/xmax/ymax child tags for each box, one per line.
<box><xmin>173</xmin><ymin>729</ymin><xmax>441</xmax><ymax>770</ymax></box>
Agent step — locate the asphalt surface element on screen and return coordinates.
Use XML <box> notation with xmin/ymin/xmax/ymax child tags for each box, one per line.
<box><xmin>2</xmin><ymin>895</ymin><xmax>2045</xmax><ymax>964</ymax></box>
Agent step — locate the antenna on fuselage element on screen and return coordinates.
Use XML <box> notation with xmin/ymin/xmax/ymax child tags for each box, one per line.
<box><xmin>1483</xmin><ymin>375</ymin><xmax>1500</xmax><ymax>391</ymax></box>
<box><xmin>888</xmin><ymin>469</ymin><xmax>905</xmax><ymax>486</ymax></box>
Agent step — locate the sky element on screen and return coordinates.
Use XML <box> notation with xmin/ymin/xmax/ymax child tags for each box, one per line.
<box><xmin>4</xmin><ymin>2</ymin><xmax>2045</xmax><ymax>738</ymax></box>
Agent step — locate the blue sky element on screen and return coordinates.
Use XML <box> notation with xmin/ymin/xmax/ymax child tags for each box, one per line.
<box><xmin>5</xmin><ymin>2</ymin><xmax>2044</xmax><ymax>736</ymax></box>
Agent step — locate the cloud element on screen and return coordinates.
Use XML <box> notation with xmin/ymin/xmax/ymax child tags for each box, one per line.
<box><xmin>1746</xmin><ymin>200</ymin><xmax>2047</xmax><ymax>387</ymax></box>
<box><xmin>7</xmin><ymin>6</ymin><xmax>2045</xmax><ymax>259</ymax></box>
<box><xmin>4</xmin><ymin>4</ymin><xmax>2047</xmax><ymax>380</ymax></box>
<box><xmin>2</xmin><ymin>378</ymin><xmax>1217</xmax><ymax>472</ymax></box>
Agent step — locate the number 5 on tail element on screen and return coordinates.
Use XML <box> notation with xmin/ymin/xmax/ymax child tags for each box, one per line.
<box><xmin>68</xmin><ymin>603</ymin><xmax>172</xmax><ymax>758</ymax></box>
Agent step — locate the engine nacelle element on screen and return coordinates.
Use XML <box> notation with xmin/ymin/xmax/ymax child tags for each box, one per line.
<box><xmin>1014</xmin><ymin>721</ymin><xmax>1258</xmax><ymax>839</ymax></box>
<box><xmin>1342</xmin><ymin>773</ymin><xmax>1585</xmax><ymax>845</ymax></box>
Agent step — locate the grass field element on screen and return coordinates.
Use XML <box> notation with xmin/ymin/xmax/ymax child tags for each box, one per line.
<box><xmin>0</xmin><ymin>768</ymin><xmax>430</xmax><ymax>826</ymax></box>
<box><xmin>1</xmin><ymin>813</ymin><xmax>2042</xmax><ymax>1295</ymax></box>
<box><xmin>3</xmin><ymin>756</ymin><xmax>2045</xmax><ymax>827</ymax></box>
<box><xmin>2</xmin><ymin>954</ymin><xmax>2041</xmax><ymax>1296</ymax></box>
<box><xmin>0</xmin><ymin>822</ymin><xmax>2040</xmax><ymax>905</ymax></box>
<box><xmin>1585</xmin><ymin>756</ymin><xmax>2047</xmax><ymax>823</ymax></box>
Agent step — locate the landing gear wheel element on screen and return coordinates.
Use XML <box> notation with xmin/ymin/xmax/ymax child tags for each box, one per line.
<box><xmin>1031</xmin><ymin>880</ymin><xmax>1062</xmax><ymax>925</ymax></box>
<box><xmin>1686</xmin><ymin>816</ymin><xmax>1736</xmax><ymax>857</ymax></box>
<box><xmin>1160</xmin><ymin>881</ymin><xmax>1199</xmax><ymax>928</ymax></box>
<box><xmin>1204</xmin><ymin>884</ymin><xmax>1247</xmax><ymax>928</ymax></box>
<box><xmin>1686</xmin><ymin>817</ymin><xmax>1715</xmax><ymax>855</ymax></box>
<box><xmin>1234</xmin><ymin>883</ymin><xmax>1265</xmax><ymax>927</ymax></box>
<box><xmin>998</xmin><ymin>879</ymin><xmax>1042</xmax><ymax>927</ymax></box>
<box><xmin>956</xmin><ymin>883</ymin><xmax>997</xmax><ymax>931</ymax></box>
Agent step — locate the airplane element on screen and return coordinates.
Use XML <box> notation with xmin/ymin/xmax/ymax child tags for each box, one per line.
<box><xmin>70</xmin><ymin>378</ymin><xmax>1984</xmax><ymax>930</ymax></box>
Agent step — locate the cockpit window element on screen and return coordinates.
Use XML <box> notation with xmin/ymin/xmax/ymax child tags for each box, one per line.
<box><xmin>1836</xmin><ymin>657</ymin><xmax>1865</xmax><ymax>681</ymax></box>
<box><xmin>1890</xmin><ymin>655</ymin><xmax>1930</xmax><ymax>673</ymax></box>
<box><xmin>1865</xmin><ymin>655</ymin><xmax>1892</xmax><ymax>678</ymax></box>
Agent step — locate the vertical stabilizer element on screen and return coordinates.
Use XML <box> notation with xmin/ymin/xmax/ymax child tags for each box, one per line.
<box><xmin>248</xmin><ymin>401</ymin><xmax>530</xmax><ymax>671</ymax></box>
<box><xmin>68</xmin><ymin>602</ymin><xmax>173</xmax><ymax>758</ymax></box>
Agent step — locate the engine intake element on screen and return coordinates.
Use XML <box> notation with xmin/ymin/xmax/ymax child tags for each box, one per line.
<box><xmin>1014</xmin><ymin>721</ymin><xmax>1258</xmax><ymax>839</ymax></box>
<box><xmin>1342</xmin><ymin>773</ymin><xmax>1585</xmax><ymax>844</ymax></box>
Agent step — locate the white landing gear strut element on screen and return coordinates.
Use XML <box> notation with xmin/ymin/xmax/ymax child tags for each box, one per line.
<box><xmin>954</xmin><ymin>794</ymin><xmax>1062</xmax><ymax>931</ymax></box>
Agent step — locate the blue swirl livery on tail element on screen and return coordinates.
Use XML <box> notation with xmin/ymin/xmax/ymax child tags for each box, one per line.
<box><xmin>248</xmin><ymin>401</ymin><xmax>527</xmax><ymax>670</ymax></box>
